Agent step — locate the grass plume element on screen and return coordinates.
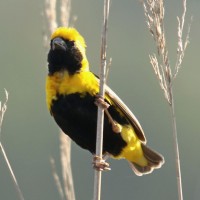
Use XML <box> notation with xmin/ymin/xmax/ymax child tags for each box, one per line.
<box><xmin>142</xmin><ymin>0</ymin><xmax>191</xmax><ymax>199</ymax></box>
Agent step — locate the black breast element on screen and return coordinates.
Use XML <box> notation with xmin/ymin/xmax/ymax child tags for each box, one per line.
<box><xmin>51</xmin><ymin>93</ymin><xmax>127</xmax><ymax>156</ymax></box>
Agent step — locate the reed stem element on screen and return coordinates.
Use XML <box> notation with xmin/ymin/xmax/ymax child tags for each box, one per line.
<box><xmin>93</xmin><ymin>0</ymin><xmax>110</xmax><ymax>200</ymax></box>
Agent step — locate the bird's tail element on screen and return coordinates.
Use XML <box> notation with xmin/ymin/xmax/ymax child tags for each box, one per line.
<box><xmin>129</xmin><ymin>143</ymin><xmax>164</xmax><ymax>176</ymax></box>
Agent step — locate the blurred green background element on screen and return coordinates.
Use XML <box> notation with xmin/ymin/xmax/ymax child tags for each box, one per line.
<box><xmin>0</xmin><ymin>0</ymin><xmax>200</xmax><ymax>199</ymax></box>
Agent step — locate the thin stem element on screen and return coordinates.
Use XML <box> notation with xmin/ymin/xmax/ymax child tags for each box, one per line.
<box><xmin>50</xmin><ymin>157</ymin><xmax>65</xmax><ymax>200</ymax></box>
<box><xmin>60</xmin><ymin>134</ymin><xmax>76</xmax><ymax>200</ymax></box>
<box><xmin>93</xmin><ymin>0</ymin><xmax>110</xmax><ymax>200</ymax></box>
<box><xmin>58</xmin><ymin>0</ymin><xmax>76</xmax><ymax>199</ymax></box>
<box><xmin>60</xmin><ymin>0</ymin><xmax>71</xmax><ymax>27</ymax></box>
<box><xmin>0</xmin><ymin>90</ymin><xmax>25</xmax><ymax>200</ymax></box>
<box><xmin>169</xmin><ymin>87</ymin><xmax>183</xmax><ymax>200</ymax></box>
<box><xmin>142</xmin><ymin>1</ymin><xmax>188</xmax><ymax>199</ymax></box>
<box><xmin>44</xmin><ymin>0</ymin><xmax>76</xmax><ymax>199</ymax></box>
<box><xmin>0</xmin><ymin>143</ymin><xmax>25</xmax><ymax>200</ymax></box>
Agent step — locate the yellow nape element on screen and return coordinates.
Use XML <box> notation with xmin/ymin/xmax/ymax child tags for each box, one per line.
<box><xmin>46</xmin><ymin>70</ymin><xmax>99</xmax><ymax>110</ymax></box>
<box><xmin>114</xmin><ymin>125</ymin><xmax>148</xmax><ymax>167</ymax></box>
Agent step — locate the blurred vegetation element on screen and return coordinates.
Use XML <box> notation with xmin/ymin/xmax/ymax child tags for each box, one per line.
<box><xmin>0</xmin><ymin>0</ymin><xmax>200</xmax><ymax>199</ymax></box>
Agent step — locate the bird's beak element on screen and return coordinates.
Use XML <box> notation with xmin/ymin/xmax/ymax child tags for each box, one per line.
<box><xmin>52</xmin><ymin>37</ymin><xmax>67</xmax><ymax>51</ymax></box>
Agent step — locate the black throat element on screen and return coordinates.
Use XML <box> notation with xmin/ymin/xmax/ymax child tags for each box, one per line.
<box><xmin>47</xmin><ymin>40</ymin><xmax>83</xmax><ymax>75</ymax></box>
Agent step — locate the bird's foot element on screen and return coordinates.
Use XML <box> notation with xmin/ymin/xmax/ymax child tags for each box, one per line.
<box><xmin>93</xmin><ymin>155</ymin><xmax>111</xmax><ymax>171</ymax></box>
<box><xmin>94</xmin><ymin>94</ymin><xmax>110</xmax><ymax>109</ymax></box>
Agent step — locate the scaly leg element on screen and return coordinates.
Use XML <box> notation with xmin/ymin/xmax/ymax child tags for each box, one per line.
<box><xmin>95</xmin><ymin>95</ymin><xmax>122</xmax><ymax>133</ymax></box>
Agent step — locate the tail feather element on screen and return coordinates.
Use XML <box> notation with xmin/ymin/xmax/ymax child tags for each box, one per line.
<box><xmin>129</xmin><ymin>143</ymin><xmax>164</xmax><ymax>176</ymax></box>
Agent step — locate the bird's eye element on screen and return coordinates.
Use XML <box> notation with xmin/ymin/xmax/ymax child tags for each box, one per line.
<box><xmin>67</xmin><ymin>41</ymin><xmax>75</xmax><ymax>48</ymax></box>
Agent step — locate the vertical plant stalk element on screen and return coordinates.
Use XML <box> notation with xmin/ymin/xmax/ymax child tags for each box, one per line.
<box><xmin>44</xmin><ymin>0</ymin><xmax>76</xmax><ymax>200</ymax></box>
<box><xmin>50</xmin><ymin>157</ymin><xmax>65</xmax><ymax>200</ymax></box>
<box><xmin>169</xmin><ymin>90</ymin><xmax>183</xmax><ymax>200</ymax></box>
<box><xmin>142</xmin><ymin>0</ymin><xmax>191</xmax><ymax>200</ymax></box>
<box><xmin>60</xmin><ymin>0</ymin><xmax>71</xmax><ymax>27</ymax></box>
<box><xmin>93</xmin><ymin>1</ymin><xmax>110</xmax><ymax>200</ymax></box>
<box><xmin>0</xmin><ymin>90</ymin><xmax>25</xmax><ymax>200</ymax></box>
<box><xmin>60</xmin><ymin>134</ymin><xmax>76</xmax><ymax>200</ymax></box>
<box><xmin>44</xmin><ymin>0</ymin><xmax>58</xmax><ymax>38</ymax></box>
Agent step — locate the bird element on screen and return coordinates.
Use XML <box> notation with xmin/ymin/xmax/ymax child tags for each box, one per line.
<box><xmin>46</xmin><ymin>27</ymin><xmax>164</xmax><ymax>176</ymax></box>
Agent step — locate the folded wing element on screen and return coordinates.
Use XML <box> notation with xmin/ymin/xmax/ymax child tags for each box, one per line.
<box><xmin>105</xmin><ymin>85</ymin><xmax>146</xmax><ymax>143</ymax></box>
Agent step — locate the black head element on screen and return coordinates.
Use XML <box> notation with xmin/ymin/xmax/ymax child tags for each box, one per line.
<box><xmin>47</xmin><ymin>37</ymin><xmax>83</xmax><ymax>75</ymax></box>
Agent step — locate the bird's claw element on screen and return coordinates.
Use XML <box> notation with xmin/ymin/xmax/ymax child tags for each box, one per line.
<box><xmin>94</xmin><ymin>94</ymin><xmax>110</xmax><ymax>110</ymax></box>
<box><xmin>93</xmin><ymin>155</ymin><xmax>111</xmax><ymax>171</ymax></box>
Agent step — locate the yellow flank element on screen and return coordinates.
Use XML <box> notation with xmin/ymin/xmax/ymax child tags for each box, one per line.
<box><xmin>114</xmin><ymin>125</ymin><xmax>148</xmax><ymax>167</ymax></box>
<box><xmin>46</xmin><ymin>70</ymin><xmax>99</xmax><ymax>110</ymax></box>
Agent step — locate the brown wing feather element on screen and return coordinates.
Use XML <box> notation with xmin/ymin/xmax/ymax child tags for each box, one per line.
<box><xmin>105</xmin><ymin>85</ymin><xmax>146</xmax><ymax>143</ymax></box>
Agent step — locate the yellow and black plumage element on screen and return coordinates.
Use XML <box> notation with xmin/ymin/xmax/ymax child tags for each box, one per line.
<box><xmin>46</xmin><ymin>27</ymin><xmax>164</xmax><ymax>176</ymax></box>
